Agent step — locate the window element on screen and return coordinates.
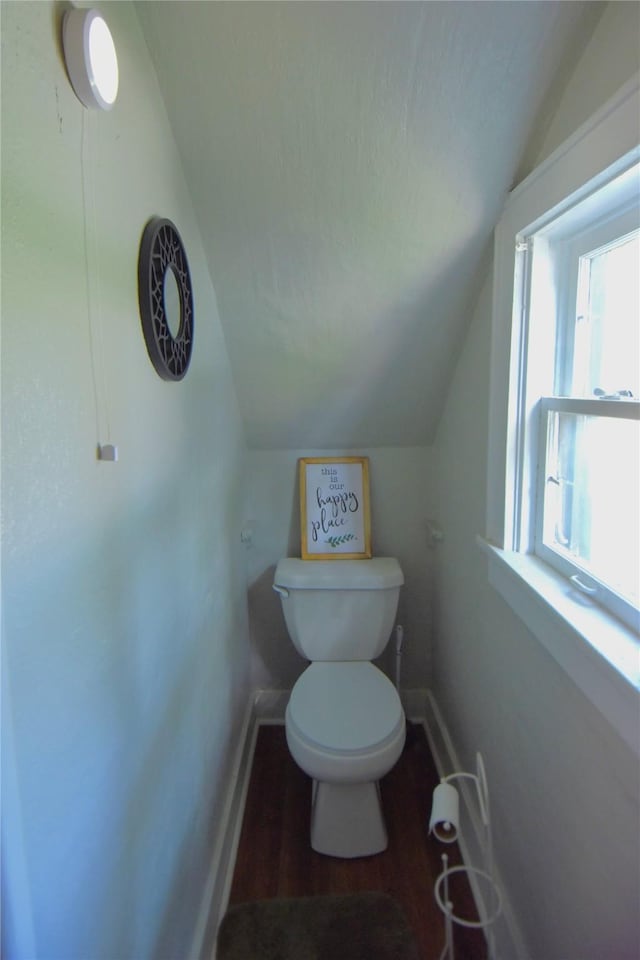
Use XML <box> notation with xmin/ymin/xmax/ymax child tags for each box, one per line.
<box><xmin>484</xmin><ymin>78</ymin><xmax>640</xmax><ymax>751</ymax></box>
<box><xmin>523</xmin><ymin>176</ymin><xmax>640</xmax><ymax>631</ymax></box>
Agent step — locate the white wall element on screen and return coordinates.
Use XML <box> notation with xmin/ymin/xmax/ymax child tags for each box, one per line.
<box><xmin>244</xmin><ymin>448</ymin><xmax>433</xmax><ymax>693</ymax></box>
<box><xmin>535</xmin><ymin>1</ymin><xmax>640</xmax><ymax>165</ymax></box>
<box><xmin>1</xmin><ymin>4</ymin><xmax>250</xmax><ymax>958</ymax></box>
<box><xmin>430</xmin><ymin>5</ymin><xmax>640</xmax><ymax>958</ymax></box>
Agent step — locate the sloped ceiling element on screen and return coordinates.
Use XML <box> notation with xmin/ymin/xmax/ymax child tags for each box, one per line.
<box><xmin>136</xmin><ymin>1</ymin><xmax>602</xmax><ymax>449</ymax></box>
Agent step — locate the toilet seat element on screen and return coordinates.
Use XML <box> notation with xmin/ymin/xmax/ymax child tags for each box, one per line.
<box><xmin>285</xmin><ymin>662</ymin><xmax>406</xmax><ymax>785</ymax></box>
<box><xmin>287</xmin><ymin>661</ymin><xmax>404</xmax><ymax>753</ymax></box>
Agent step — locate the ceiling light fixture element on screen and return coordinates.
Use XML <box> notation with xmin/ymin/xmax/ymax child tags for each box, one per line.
<box><xmin>63</xmin><ymin>8</ymin><xmax>119</xmax><ymax>111</ymax></box>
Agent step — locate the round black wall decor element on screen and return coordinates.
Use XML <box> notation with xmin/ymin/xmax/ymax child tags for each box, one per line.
<box><xmin>138</xmin><ymin>217</ymin><xmax>194</xmax><ymax>381</ymax></box>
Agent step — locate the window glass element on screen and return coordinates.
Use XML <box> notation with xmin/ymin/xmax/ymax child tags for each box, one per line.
<box><xmin>572</xmin><ymin>230</ymin><xmax>640</xmax><ymax>398</ymax></box>
<box><xmin>542</xmin><ymin>411</ymin><xmax>639</xmax><ymax>610</ymax></box>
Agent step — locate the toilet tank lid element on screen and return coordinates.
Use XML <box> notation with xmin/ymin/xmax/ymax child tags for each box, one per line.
<box><xmin>274</xmin><ymin>557</ymin><xmax>404</xmax><ymax>590</ymax></box>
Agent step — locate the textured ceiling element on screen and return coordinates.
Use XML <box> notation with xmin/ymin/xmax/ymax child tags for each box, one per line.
<box><xmin>136</xmin><ymin>1</ymin><xmax>602</xmax><ymax>449</ymax></box>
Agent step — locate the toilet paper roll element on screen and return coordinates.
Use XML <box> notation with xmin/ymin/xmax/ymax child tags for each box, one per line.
<box><xmin>429</xmin><ymin>782</ymin><xmax>459</xmax><ymax>843</ymax></box>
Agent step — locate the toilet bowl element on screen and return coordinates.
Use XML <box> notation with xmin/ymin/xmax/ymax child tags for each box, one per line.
<box><xmin>273</xmin><ymin>557</ymin><xmax>406</xmax><ymax>858</ymax></box>
<box><xmin>285</xmin><ymin>661</ymin><xmax>405</xmax><ymax>857</ymax></box>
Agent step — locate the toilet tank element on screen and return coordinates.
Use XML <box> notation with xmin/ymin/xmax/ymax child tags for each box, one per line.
<box><xmin>273</xmin><ymin>558</ymin><xmax>404</xmax><ymax>661</ymax></box>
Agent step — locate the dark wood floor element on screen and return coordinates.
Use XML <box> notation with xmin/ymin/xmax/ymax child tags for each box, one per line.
<box><xmin>228</xmin><ymin>723</ymin><xmax>486</xmax><ymax>960</ymax></box>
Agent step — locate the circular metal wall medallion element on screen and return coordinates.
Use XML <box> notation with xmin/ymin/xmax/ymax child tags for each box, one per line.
<box><xmin>138</xmin><ymin>217</ymin><xmax>194</xmax><ymax>381</ymax></box>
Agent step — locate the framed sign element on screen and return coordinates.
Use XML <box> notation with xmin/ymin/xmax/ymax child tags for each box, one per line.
<box><xmin>299</xmin><ymin>457</ymin><xmax>371</xmax><ymax>560</ymax></box>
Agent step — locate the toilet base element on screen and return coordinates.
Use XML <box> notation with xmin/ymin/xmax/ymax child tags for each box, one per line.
<box><xmin>310</xmin><ymin>779</ymin><xmax>388</xmax><ymax>858</ymax></box>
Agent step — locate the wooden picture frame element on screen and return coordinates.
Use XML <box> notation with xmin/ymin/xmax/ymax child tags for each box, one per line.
<box><xmin>299</xmin><ymin>457</ymin><xmax>372</xmax><ymax>560</ymax></box>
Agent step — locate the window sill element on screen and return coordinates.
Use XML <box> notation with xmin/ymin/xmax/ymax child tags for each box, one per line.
<box><xmin>477</xmin><ymin>536</ymin><xmax>639</xmax><ymax>753</ymax></box>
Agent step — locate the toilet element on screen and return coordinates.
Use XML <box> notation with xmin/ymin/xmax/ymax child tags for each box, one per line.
<box><xmin>272</xmin><ymin>557</ymin><xmax>405</xmax><ymax>858</ymax></box>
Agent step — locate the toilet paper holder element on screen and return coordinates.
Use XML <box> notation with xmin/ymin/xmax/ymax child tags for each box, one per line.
<box><xmin>429</xmin><ymin>751</ymin><xmax>490</xmax><ymax>846</ymax></box>
<box><xmin>429</xmin><ymin>752</ymin><xmax>502</xmax><ymax>960</ymax></box>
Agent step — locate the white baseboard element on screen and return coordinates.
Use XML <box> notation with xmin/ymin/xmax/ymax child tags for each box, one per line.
<box><xmin>194</xmin><ymin>690</ymin><xmax>290</xmax><ymax>959</ymax></box>
<box><xmin>253</xmin><ymin>688</ymin><xmax>289</xmax><ymax>721</ymax></box>
<box><xmin>189</xmin><ymin>696</ymin><xmax>258</xmax><ymax>960</ymax></box>
<box><xmin>424</xmin><ymin>690</ymin><xmax>531</xmax><ymax>960</ymax></box>
<box><xmin>401</xmin><ymin>687</ymin><xmax>428</xmax><ymax>721</ymax></box>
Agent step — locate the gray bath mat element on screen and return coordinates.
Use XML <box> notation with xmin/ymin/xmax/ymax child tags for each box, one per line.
<box><xmin>216</xmin><ymin>891</ymin><xmax>420</xmax><ymax>960</ymax></box>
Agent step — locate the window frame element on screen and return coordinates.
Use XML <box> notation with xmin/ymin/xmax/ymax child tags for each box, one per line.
<box><xmin>553</xmin><ymin>206</ymin><xmax>639</xmax><ymax>399</ymax></box>
<box><xmin>534</xmin><ymin>396</ymin><xmax>640</xmax><ymax>630</ymax></box>
<box><xmin>484</xmin><ymin>75</ymin><xmax>640</xmax><ymax>753</ymax></box>
<box><xmin>524</xmin><ymin>197</ymin><xmax>640</xmax><ymax>631</ymax></box>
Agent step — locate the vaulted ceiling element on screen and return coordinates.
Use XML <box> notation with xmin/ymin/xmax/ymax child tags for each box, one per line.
<box><xmin>136</xmin><ymin>1</ymin><xmax>603</xmax><ymax>449</ymax></box>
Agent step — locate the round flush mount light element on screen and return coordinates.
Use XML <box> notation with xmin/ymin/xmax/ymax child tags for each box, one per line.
<box><xmin>63</xmin><ymin>8</ymin><xmax>119</xmax><ymax>111</ymax></box>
